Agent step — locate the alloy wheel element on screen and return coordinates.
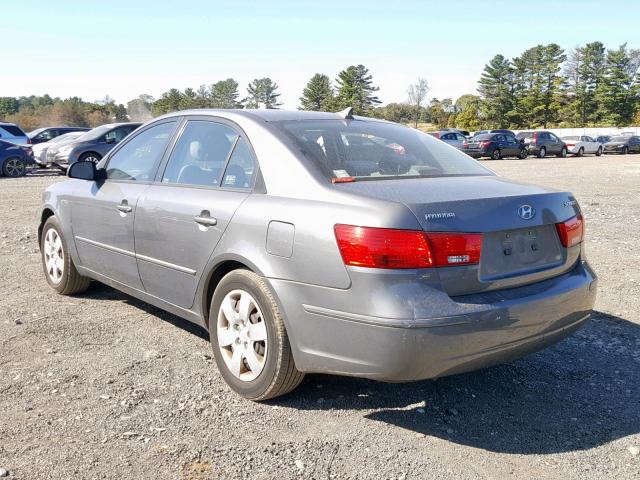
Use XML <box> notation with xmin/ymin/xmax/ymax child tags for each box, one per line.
<box><xmin>216</xmin><ymin>289</ymin><xmax>268</xmax><ymax>382</ymax></box>
<box><xmin>4</xmin><ymin>158</ymin><xmax>25</xmax><ymax>177</ymax></box>
<box><xmin>43</xmin><ymin>228</ymin><xmax>64</xmax><ymax>284</ymax></box>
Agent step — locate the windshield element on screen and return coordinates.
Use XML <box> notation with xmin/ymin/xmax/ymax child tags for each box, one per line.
<box><xmin>76</xmin><ymin>124</ymin><xmax>114</xmax><ymax>142</ymax></box>
<box><xmin>563</xmin><ymin>136</ymin><xmax>580</xmax><ymax>141</ymax></box>
<box><xmin>273</xmin><ymin>120</ymin><xmax>491</xmax><ymax>181</ymax></box>
<box><xmin>610</xmin><ymin>136</ymin><xmax>628</xmax><ymax>142</ymax></box>
<box><xmin>27</xmin><ymin>128</ymin><xmax>46</xmax><ymax>138</ymax></box>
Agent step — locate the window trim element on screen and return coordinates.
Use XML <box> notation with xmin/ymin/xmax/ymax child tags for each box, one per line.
<box><xmin>153</xmin><ymin>115</ymin><xmax>262</xmax><ymax>193</ymax></box>
<box><xmin>100</xmin><ymin>119</ymin><xmax>179</xmax><ymax>185</ymax></box>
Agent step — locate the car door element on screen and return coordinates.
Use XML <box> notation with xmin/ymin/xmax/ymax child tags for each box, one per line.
<box><xmin>549</xmin><ymin>132</ymin><xmax>563</xmax><ymax>154</ymax></box>
<box><xmin>631</xmin><ymin>137</ymin><xmax>640</xmax><ymax>153</ymax></box>
<box><xmin>70</xmin><ymin>120</ymin><xmax>178</xmax><ymax>289</ymax></box>
<box><xmin>133</xmin><ymin>118</ymin><xmax>257</xmax><ymax>309</ymax></box>
<box><xmin>504</xmin><ymin>134</ymin><xmax>520</xmax><ymax>156</ymax></box>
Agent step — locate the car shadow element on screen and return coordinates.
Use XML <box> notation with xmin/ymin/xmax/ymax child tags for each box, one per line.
<box><xmin>72</xmin><ymin>283</ymin><xmax>640</xmax><ymax>455</ymax></box>
<box><xmin>276</xmin><ymin>311</ymin><xmax>640</xmax><ymax>455</ymax></box>
<box><xmin>81</xmin><ymin>281</ymin><xmax>209</xmax><ymax>341</ymax></box>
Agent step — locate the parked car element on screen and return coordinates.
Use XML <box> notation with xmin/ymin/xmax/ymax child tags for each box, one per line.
<box><xmin>603</xmin><ymin>135</ymin><xmax>640</xmax><ymax>154</ymax></box>
<box><xmin>472</xmin><ymin>129</ymin><xmax>515</xmax><ymax>138</ymax></box>
<box><xmin>27</xmin><ymin>126</ymin><xmax>90</xmax><ymax>144</ymax></box>
<box><xmin>38</xmin><ymin>109</ymin><xmax>597</xmax><ymax>400</ymax></box>
<box><xmin>0</xmin><ymin>122</ymin><xmax>29</xmax><ymax>145</ymax></box>
<box><xmin>428</xmin><ymin>130</ymin><xmax>466</xmax><ymax>149</ymax></box>
<box><xmin>463</xmin><ymin>132</ymin><xmax>528</xmax><ymax>160</ymax></box>
<box><xmin>46</xmin><ymin>122</ymin><xmax>142</xmax><ymax>167</ymax></box>
<box><xmin>561</xmin><ymin>136</ymin><xmax>603</xmax><ymax>157</ymax></box>
<box><xmin>440</xmin><ymin>127</ymin><xmax>471</xmax><ymax>137</ymax></box>
<box><xmin>595</xmin><ymin>135</ymin><xmax>611</xmax><ymax>144</ymax></box>
<box><xmin>32</xmin><ymin>131</ymin><xmax>87</xmax><ymax>166</ymax></box>
<box><xmin>516</xmin><ymin>131</ymin><xmax>567</xmax><ymax>158</ymax></box>
<box><xmin>0</xmin><ymin>139</ymin><xmax>34</xmax><ymax>177</ymax></box>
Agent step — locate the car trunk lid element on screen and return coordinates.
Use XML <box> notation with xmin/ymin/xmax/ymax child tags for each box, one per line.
<box><xmin>337</xmin><ymin>175</ymin><xmax>582</xmax><ymax>295</ymax></box>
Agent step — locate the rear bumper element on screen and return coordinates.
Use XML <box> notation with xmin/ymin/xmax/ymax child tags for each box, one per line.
<box><xmin>270</xmin><ymin>260</ymin><xmax>597</xmax><ymax>381</ymax></box>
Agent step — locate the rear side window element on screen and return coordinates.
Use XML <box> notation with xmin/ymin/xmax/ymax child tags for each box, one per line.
<box><xmin>161</xmin><ymin>121</ymin><xmax>238</xmax><ymax>187</ymax></box>
<box><xmin>221</xmin><ymin>137</ymin><xmax>256</xmax><ymax>189</ymax></box>
<box><xmin>106</xmin><ymin>121</ymin><xmax>176</xmax><ymax>181</ymax></box>
<box><xmin>0</xmin><ymin>125</ymin><xmax>26</xmax><ymax>136</ymax></box>
<box><xmin>273</xmin><ymin>119</ymin><xmax>491</xmax><ymax>181</ymax></box>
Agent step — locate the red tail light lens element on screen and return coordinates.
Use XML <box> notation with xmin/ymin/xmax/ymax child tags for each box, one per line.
<box><xmin>463</xmin><ymin>142</ymin><xmax>469</xmax><ymax>148</ymax></box>
<box><xmin>479</xmin><ymin>140</ymin><xmax>492</xmax><ymax>147</ymax></box>
<box><xmin>555</xmin><ymin>215</ymin><xmax>584</xmax><ymax>248</ymax></box>
<box><xmin>334</xmin><ymin>225</ymin><xmax>482</xmax><ymax>269</ymax></box>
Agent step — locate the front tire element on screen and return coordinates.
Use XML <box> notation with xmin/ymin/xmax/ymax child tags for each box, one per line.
<box><xmin>557</xmin><ymin>147</ymin><xmax>568</xmax><ymax>158</ymax></box>
<box><xmin>79</xmin><ymin>152</ymin><xmax>102</xmax><ymax>164</ymax></box>
<box><xmin>537</xmin><ymin>147</ymin><xmax>546</xmax><ymax>158</ymax></box>
<box><xmin>596</xmin><ymin>147</ymin><xmax>603</xmax><ymax>157</ymax></box>
<box><xmin>622</xmin><ymin>146</ymin><xmax>629</xmax><ymax>155</ymax></box>
<box><xmin>2</xmin><ymin>157</ymin><xmax>26</xmax><ymax>177</ymax></box>
<box><xmin>518</xmin><ymin>149</ymin><xmax>528</xmax><ymax>159</ymax></box>
<box><xmin>209</xmin><ymin>270</ymin><xmax>304</xmax><ymax>400</ymax></box>
<box><xmin>491</xmin><ymin>149</ymin><xmax>501</xmax><ymax>160</ymax></box>
<box><xmin>41</xmin><ymin>216</ymin><xmax>91</xmax><ymax>295</ymax></box>
<box><xmin>576</xmin><ymin>147</ymin><xmax>584</xmax><ymax>157</ymax></box>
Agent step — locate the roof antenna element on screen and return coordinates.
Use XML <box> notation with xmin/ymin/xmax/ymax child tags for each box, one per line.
<box><xmin>338</xmin><ymin>107</ymin><xmax>354</xmax><ymax>120</ymax></box>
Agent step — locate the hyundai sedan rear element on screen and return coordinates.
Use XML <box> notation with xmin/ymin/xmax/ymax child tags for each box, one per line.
<box><xmin>39</xmin><ymin>109</ymin><xmax>597</xmax><ymax>400</ymax></box>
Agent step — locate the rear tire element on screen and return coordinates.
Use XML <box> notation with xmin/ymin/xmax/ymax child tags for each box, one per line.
<box><xmin>41</xmin><ymin>216</ymin><xmax>91</xmax><ymax>295</ymax></box>
<box><xmin>491</xmin><ymin>149</ymin><xmax>501</xmax><ymax>160</ymax></box>
<box><xmin>2</xmin><ymin>157</ymin><xmax>26</xmax><ymax>177</ymax></box>
<box><xmin>209</xmin><ymin>269</ymin><xmax>304</xmax><ymax>401</ymax></box>
<box><xmin>596</xmin><ymin>147</ymin><xmax>603</xmax><ymax>157</ymax></box>
<box><xmin>557</xmin><ymin>147</ymin><xmax>568</xmax><ymax>158</ymax></box>
<box><xmin>537</xmin><ymin>147</ymin><xmax>546</xmax><ymax>158</ymax></box>
<box><xmin>518</xmin><ymin>149</ymin><xmax>528</xmax><ymax>159</ymax></box>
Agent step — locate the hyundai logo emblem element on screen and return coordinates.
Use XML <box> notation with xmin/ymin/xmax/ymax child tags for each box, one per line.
<box><xmin>517</xmin><ymin>204</ymin><xmax>535</xmax><ymax>220</ymax></box>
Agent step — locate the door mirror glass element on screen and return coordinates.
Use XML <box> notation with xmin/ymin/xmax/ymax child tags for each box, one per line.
<box><xmin>68</xmin><ymin>160</ymin><xmax>105</xmax><ymax>181</ymax></box>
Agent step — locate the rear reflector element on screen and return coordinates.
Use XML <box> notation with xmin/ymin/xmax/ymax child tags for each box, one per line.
<box><xmin>555</xmin><ymin>215</ymin><xmax>584</xmax><ymax>248</ymax></box>
<box><xmin>334</xmin><ymin>224</ymin><xmax>482</xmax><ymax>269</ymax></box>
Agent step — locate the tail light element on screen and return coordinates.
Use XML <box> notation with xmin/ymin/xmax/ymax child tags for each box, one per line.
<box><xmin>532</xmin><ymin>132</ymin><xmax>539</xmax><ymax>143</ymax></box>
<box><xmin>555</xmin><ymin>215</ymin><xmax>584</xmax><ymax>248</ymax></box>
<box><xmin>463</xmin><ymin>142</ymin><xmax>469</xmax><ymax>148</ymax></box>
<box><xmin>27</xmin><ymin>138</ymin><xmax>33</xmax><ymax>145</ymax></box>
<box><xmin>565</xmin><ymin>143</ymin><xmax>575</xmax><ymax>148</ymax></box>
<box><xmin>334</xmin><ymin>224</ymin><xmax>482</xmax><ymax>269</ymax></box>
<box><xmin>479</xmin><ymin>140</ymin><xmax>492</xmax><ymax>148</ymax></box>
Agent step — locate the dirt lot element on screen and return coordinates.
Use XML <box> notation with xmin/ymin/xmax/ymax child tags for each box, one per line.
<box><xmin>1</xmin><ymin>155</ymin><xmax>639</xmax><ymax>480</ymax></box>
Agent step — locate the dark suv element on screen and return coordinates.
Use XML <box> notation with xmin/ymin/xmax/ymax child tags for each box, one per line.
<box><xmin>516</xmin><ymin>131</ymin><xmax>567</xmax><ymax>158</ymax></box>
<box><xmin>27</xmin><ymin>127</ymin><xmax>90</xmax><ymax>144</ymax></box>
<box><xmin>463</xmin><ymin>132</ymin><xmax>527</xmax><ymax>160</ymax></box>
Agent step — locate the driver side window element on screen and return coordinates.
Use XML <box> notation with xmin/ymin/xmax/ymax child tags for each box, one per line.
<box><xmin>105</xmin><ymin>121</ymin><xmax>177</xmax><ymax>181</ymax></box>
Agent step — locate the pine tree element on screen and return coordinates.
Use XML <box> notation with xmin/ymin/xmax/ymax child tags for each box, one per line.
<box><xmin>477</xmin><ymin>55</ymin><xmax>513</xmax><ymax>128</ymax></box>
<box><xmin>245</xmin><ymin>78</ymin><xmax>282</xmax><ymax>109</ymax></box>
<box><xmin>211</xmin><ymin>79</ymin><xmax>242</xmax><ymax>109</ymax></box>
<box><xmin>598</xmin><ymin>44</ymin><xmax>640</xmax><ymax>126</ymax></box>
<box><xmin>299</xmin><ymin>74</ymin><xmax>334</xmax><ymax>111</ymax></box>
<box><xmin>334</xmin><ymin>65</ymin><xmax>381</xmax><ymax>115</ymax></box>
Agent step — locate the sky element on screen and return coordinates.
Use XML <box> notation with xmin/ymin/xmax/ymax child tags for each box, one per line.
<box><xmin>2</xmin><ymin>0</ymin><xmax>639</xmax><ymax>109</ymax></box>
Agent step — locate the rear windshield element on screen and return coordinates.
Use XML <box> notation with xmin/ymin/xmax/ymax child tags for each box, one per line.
<box><xmin>563</xmin><ymin>136</ymin><xmax>580</xmax><ymax>141</ymax></box>
<box><xmin>0</xmin><ymin>124</ymin><xmax>26</xmax><ymax>136</ymax></box>
<box><xmin>473</xmin><ymin>134</ymin><xmax>493</xmax><ymax>140</ymax></box>
<box><xmin>516</xmin><ymin>132</ymin><xmax>533</xmax><ymax>139</ymax></box>
<box><xmin>273</xmin><ymin>120</ymin><xmax>491</xmax><ymax>181</ymax></box>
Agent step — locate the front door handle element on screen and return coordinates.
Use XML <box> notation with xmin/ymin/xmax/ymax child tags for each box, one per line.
<box><xmin>117</xmin><ymin>201</ymin><xmax>132</xmax><ymax>213</ymax></box>
<box><xmin>194</xmin><ymin>210</ymin><xmax>217</xmax><ymax>227</ymax></box>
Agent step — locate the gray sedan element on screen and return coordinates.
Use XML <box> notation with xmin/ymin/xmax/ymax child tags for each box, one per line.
<box><xmin>38</xmin><ymin>109</ymin><xmax>597</xmax><ymax>400</ymax></box>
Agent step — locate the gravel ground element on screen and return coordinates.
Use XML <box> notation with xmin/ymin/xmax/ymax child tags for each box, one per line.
<box><xmin>1</xmin><ymin>155</ymin><xmax>639</xmax><ymax>480</ymax></box>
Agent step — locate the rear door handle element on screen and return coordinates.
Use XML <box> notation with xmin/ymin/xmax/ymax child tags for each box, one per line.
<box><xmin>194</xmin><ymin>210</ymin><xmax>217</xmax><ymax>227</ymax></box>
<box><xmin>117</xmin><ymin>201</ymin><xmax>132</xmax><ymax>213</ymax></box>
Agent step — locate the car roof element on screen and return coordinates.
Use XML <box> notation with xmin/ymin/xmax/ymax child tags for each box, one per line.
<box><xmin>156</xmin><ymin>109</ymin><xmax>389</xmax><ymax>124</ymax></box>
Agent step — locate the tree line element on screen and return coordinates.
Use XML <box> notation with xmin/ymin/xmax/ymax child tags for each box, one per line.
<box><xmin>1</xmin><ymin>44</ymin><xmax>638</xmax><ymax>132</ymax></box>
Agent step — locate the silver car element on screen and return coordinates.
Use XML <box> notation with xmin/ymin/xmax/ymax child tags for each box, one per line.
<box><xmin>39</xmin><ymin>109</ymin><xmax>597</xmax><ymax>400</ymax></box>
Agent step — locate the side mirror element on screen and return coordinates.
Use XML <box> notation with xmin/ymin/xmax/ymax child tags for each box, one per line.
<box><xmin>68</xmin><ymin>160</ymin><xmax>106</xmax><ymax>181</ymax></box>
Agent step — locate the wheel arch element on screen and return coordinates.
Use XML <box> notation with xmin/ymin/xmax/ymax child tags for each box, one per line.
<box><xmin>38</xmin><ymin>207</ymin><xmax>56</xmax><ymax>247</ymax></box>
<box><xmin>79</xmin><ymin>151</ymin><xmax>102</xmax><ymax>161</ymax></box>
<box><xmin>200</xmin><ymin>255</ymin><xmax>268</xmax><ymax>329</ymax></box>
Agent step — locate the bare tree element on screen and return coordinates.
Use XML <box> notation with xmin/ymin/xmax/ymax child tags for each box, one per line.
<box><xmin>407</xmin><ymin>78</ymin><xmax>430</xmax><ymax>128</ymax></box>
